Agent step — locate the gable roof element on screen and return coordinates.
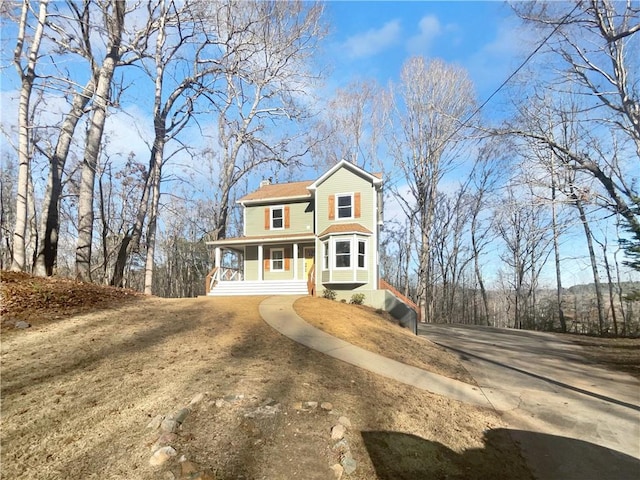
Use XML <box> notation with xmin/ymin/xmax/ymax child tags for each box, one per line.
<box><xmin>238</xmin><ymin>180</ymin><xmax>313</xmax><ymax>205</ymax></box>
<box><xmin>307</xmin><ymin>159</ymin><xmax>383</xmax><ymax>191</ymax></box>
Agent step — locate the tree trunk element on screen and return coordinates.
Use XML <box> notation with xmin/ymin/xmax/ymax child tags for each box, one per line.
<box><xmin>76</xmin><ymin>1</ymin><xmax>125</xmax><ymax>281</ymax></box>
<box><xmin>11</xmin><ymin>0</ymin><xmax>48</xmax><ymax>272</ymax></box>
<box><xmin>572</xmin><ymin>191</ymin><xmax>606</xmax><ymax>335</ymax></box>
<box><xmin>550</xmin><ymin>159</ymin><xmax>567</xmax><ymax>332</ymax></box>
<box><xmin>34</xmin><ymin>78</ymin><xmax>96</xmax><ymax>276</ymax></box>
<box><xmin>143</xmin><ymin>138</ymin><xmax>164</xmax><ymax>295</ymax></box>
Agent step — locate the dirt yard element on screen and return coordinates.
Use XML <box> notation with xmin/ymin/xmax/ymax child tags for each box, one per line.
<box><xmin>1</xmin><ymin>272</ymin><xmax>535</xmax><ymax>479</ymax></box>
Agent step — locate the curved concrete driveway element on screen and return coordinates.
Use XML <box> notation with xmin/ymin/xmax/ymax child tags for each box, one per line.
<box><xmin>259</xmin><ymin>296</ymin><xmax>489</xmax><ymax>407</ymax></box>
<box><xmin>420</xmin><ymin>323</ymin><xmax>640</xmax><ymax>480</ymax></box>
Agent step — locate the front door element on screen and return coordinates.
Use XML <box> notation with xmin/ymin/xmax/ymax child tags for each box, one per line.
<box><xmin>303</xmin><ymin>247</ymin><xmax>315</xmax><ymax>278</ymax></box>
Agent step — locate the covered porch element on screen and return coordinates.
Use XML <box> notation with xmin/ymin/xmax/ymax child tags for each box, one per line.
<box><xmin>205</xmin><ymin>233</ymin><xmax>316</xmax><ymax>296</ymax></box>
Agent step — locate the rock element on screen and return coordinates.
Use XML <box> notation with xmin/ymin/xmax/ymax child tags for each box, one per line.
<box><xmin>331</xmin><ymin>424</ymin><xmax>346</xmax><ymax>440</ymax></box>
<box><xmin>149</xmin><ymin>446</ymin><xmax>177</xmax><ymax>466</ymax></box>
<box><xmin>244</xmin><ymin>404</ymin><xmax>280</xmax><ymax>418</ymax></box>
<box><xmin>341</xmin><ymin>452</ymin><xmax>357</xmax><ymax>475</ymax></box>
<box><xmin>160</xmin><ymin>419</ymin><xmax>179</xmax><ymax>433</ymax></box>
<box><xmin>215</xmin><ymin>399</ymin><xmax>227</xmax><ymax>408</ymax></box>
<box><xmin>162</xmin><ymin>472</ymin><xmax>176</xmax><ymax>480</ymax></box>
<box><xmin>15</xmin><ymin>321</ymin><xmax>30</xmax><ymax>329</ymax></box>
<box><xmin>223</xmin><ymin>394</ymin><xmax>244</xmax><ymax>402</ymax></box>
<box><xmin>338</xmin><ymin>416</ymin><xmax>352</xmax><ymax>428</ymax></box>
<box><xmin>320</xmin><ymin>402</ymin><xmax>333</xmax><ymax>411</ymax></box>
<box><xmin>332</xmin><ymin>438</ymin><xmax>349</xmax><ymax>452</ymax></box>
<box><xmin>153</xmin><ymin>432</ymin><xmax>177</xmax><ymax>449</ymax></box>
<box><xmin>146</xmin><ymin>415</ymin><xmax>164</xmax><ymax>430</ymax></box>
<box><xmin>304</xmin><ymin>401</ymin><xmax>318</xmax><ymax>409</ymax></box>
<box><xmin>189</xmin><ymin>393</ymin><xmax>205</xmax><ymax>405</ymax></box>
<box><xmin>330</xmin><ymin>463</ymin><xmax>344</xmax><ymax>479</ymax></box>
<box><xmin>170</xmin><ymin>408</ymin><xmax>190</xmax><ymax>424</ymax></box>
<box><xmin>293</xmin><ymin>402</ymin><xmax>303</xmax><ymax>411</ymax></box>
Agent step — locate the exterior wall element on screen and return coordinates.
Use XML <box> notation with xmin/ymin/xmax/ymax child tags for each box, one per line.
<box><xmin>314</xmin><ymin>165</ymin><xmax>379</xmax><ymax>291</ymax></box>
<box><xmin>315</xmin><ymin>169</ymin><xmax>375</xmax><ymax>235</ymax></box>
<box><xmin>245</xmin><ymin>246</ymin><xmax>259</xmax><ymax>280</ymax></box>
<box><xmin>244</xmin><ymin>199</ymin><xmax>313</xmax><ymax>237</ymax></box>
<box><xmin>242</xmin><ymin>242</ymin><xmax>315</xmax><ymax>282</ymax></box>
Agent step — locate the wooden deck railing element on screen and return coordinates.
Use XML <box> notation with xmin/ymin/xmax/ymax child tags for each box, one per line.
<box><xmin>379</xmin><ymin>278</ymin><xmax>421</xmax><ymax>322</ymax></box>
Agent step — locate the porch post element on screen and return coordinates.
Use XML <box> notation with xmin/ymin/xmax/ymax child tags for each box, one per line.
<box><xmin>215</xmin><ymin>247</ymin><xmax>221</xmax><ymax>268</ymax></box>
<box><xmin>258</xmin><ymin>244</ymin><xmax>263</xmax><ymax>281</ymax></box>
<box><xmin>293</xmin><ymin>243</ymin><xmax>299</xmax><ymax>280</ymax></box>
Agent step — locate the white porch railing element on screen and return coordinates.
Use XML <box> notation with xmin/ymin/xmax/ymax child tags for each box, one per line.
<box><xmin>206</xmin><ymin>266</ymin><xmax>243</xmax><ymax>294</ymax></box>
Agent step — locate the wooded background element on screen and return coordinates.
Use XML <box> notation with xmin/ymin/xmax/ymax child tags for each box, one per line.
<box><xmin>1</xmin><ymin>0</ymin><xmax>639</xmax><ymax>336</ymax></box>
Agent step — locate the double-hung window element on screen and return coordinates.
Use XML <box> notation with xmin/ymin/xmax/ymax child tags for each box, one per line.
<box><xmin>357</xmin><ymin>240</ymin><xmax>366</xmax><ymax>268</ymax></box>
<box><xmin>271</xmin><ymin>207</ymin><xmax>284</xmax><ymax>229</ymax></box>
<box><xmin>336</xmin><ymin>194</ymin><xmax>353</xmax><ymax>219</ymax></box>
<box><xmin>335</xmin><ymin>240</ymin><xmax>351</xmax><ymax>268</ymax></box>
<box><xmin>271</xmin><ymin>248</ymin><xmax>284</xmax><ymax>271</ymax></box>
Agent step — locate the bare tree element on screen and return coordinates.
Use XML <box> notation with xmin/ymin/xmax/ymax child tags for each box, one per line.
<box><xmin>313</xmin><ymin>80</ymin><xmax>386</xmax><ymax>171</ymax></box>
<box><xmin>387</xmin><ymin>57</ymin><xmax>476</xmax><ymax>323</ymax></box>
<box><xmin>10</xmin><ymin>0</ymin><xmax>48</xmax><ymax>272</ymax></box>
<box><xmin>204</xmin><ymin>0</ymin><xmax>325</xmax><ymax>242</ymax></box>
<box><xmin>75</xmin><ymin>0</ymin><xmax>126</xmax><ymax>281</ymax></box>
<box><xmin>510</xmin><ymin>0</ymin><xmax>640</xmax><ymax>259</ymax></box>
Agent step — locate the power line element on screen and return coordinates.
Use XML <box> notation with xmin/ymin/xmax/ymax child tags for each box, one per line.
<box><xmin>383</xmin><ymin>1</ymin><xmax>583</xmax><ymax>192</ymax></box>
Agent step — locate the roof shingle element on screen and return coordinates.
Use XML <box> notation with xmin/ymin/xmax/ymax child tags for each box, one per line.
<box><xmin>239</xmin><ymin>180</ymin><xmax>313</xmax><ymax>203</ymax></box>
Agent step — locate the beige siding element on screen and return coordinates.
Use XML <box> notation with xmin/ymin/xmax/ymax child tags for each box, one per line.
<box><xmin>244</xmin><ymin>200</ymin><xmax>313</xmax><ymax>237</ymax></box>
<box><xmin>316</xmin><ymin>168</ymin><xmax>375</xmax><ymax>235</ymax></box>
<box><xmin>245</xmin><ymin>246</ymin><xmax>258</xmax><ymax>280</ymax></box>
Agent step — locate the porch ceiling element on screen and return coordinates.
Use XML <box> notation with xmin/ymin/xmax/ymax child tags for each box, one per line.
<box><xmin>206</xmin><ymin>232</ymin><xmax>316</xmax><ymax>248</ymax></box>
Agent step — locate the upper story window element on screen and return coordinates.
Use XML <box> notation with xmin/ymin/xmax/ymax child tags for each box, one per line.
<box><xmin>337</xmin><ymin>194</ymin><xmax>353</xmax><ymax>219</ymax></box>
<box><xmin>271</xmin><ymin>207</ymin><xmax>284</xmax><ymax>229</ymax></box>
<box><xmin>329</xmin><ymin>193</ymin><xmax>360</xmax><ymax>220</ymax></box>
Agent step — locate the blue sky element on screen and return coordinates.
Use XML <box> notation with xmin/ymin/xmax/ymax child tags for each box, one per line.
<box><xmin>323</xmin><ymin>1</ymin><xmax>528</xmax><ymax>104</ymax></box>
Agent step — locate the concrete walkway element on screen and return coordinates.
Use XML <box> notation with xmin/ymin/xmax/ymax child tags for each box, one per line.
<box><xmin>259</xmin><ymin>295</ymin><xmax>490</xmax><ymax>407</ymax></box>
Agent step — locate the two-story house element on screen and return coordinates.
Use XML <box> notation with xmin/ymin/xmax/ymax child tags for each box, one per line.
<box><xmin>206</xmin><ymin>160</ymin><xmax>418</xmax><ymax>329</ymax></box>
<box><xmin>207</xmin><ymin>160</ymin><xmax>381</xmax><ymax>298</ymax></box>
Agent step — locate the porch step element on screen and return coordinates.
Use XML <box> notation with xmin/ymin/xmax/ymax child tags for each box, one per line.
<box><xmin>207</xmin><ymin>280</ymin><xmax>308</xmax><ymax>296</ymax></box>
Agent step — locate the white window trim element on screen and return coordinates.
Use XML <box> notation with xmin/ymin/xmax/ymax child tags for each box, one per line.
<box><xmin>271</xmin><ymin>206</ymin><xmax>284</xmax><ymax>230</ymax></box>
<box><xmin>270</xmin><ymin>248</ymin><xmax>285</xmax><ymax>271</ymax></box>
<box><xmin>333</xmin><ymin>238</ymin><xmax>352</xmax><ymax>269</ymax></box>
<box><xmin>322</xmin><ymin>241</ymin><xmax>329</xmax><ymax>271</ymax></box>
<box><xmin>336</xmin><ymin>193</ymin><xmax>354</xmax><ymax>220</ymax></box>
<box><xmin>357</xmin><ymin>239</ymin><xmax>367</xmax><ymax>269</ymax></box>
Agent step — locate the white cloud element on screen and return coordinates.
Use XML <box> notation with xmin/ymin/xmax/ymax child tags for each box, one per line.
<box><xmin>343</xmin><ymin>20</ymin><xmax>402</xmax><ymax>59</ymax></box>
<box><xmin>407</xmin><ymin>15</ymin><xmax>442</xmax><ymax>54</ymax></box>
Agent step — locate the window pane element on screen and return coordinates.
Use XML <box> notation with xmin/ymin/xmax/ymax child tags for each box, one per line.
<box><xmin>272</xmin><ymin>208</ymin><xmax>283</xmax><ymax>228</ymax></box>
<box><xmin>337</xmin><ymin>195</ymin><xmax>352</xmax><ymax>218</ymax></box>
<box><xmin>272</xmin><ymin>249</ymin><xmax>284</xmax><ymax>270</ymax></box>
<box><xmin>358</xmin><ymin>240</ymin><xmax>365</xmax><ymax>268</ymax></box>
<box><xmin>335</xmin><ymin>241</ymin><xmax>350</xmax><ymax>268</ymax></box>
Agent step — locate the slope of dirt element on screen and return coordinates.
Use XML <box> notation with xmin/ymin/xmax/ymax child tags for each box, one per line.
<box><xmin>0</xmin><ymin>270</ymin><xmax>142</xmax><ymax>333</ymax></box>
<box><xmin>294</xmin><ymin>297</ymin><xmax>475</xmax><ymax>384</ymax></box>
<box><xmin>1</xmin><ymin>272</ymin><xmax>533</xmax><ymax>479</ymax></box>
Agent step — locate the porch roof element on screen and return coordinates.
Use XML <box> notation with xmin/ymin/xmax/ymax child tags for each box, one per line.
<box><xmin>318</xmin><ymin>223</ymin><xmax>373</xmax><ymax>238</ymax></box>
<box><xmin>207</xmin><ymin>232</ymin><xmax>316</xmax><ymax>247</ymax></box>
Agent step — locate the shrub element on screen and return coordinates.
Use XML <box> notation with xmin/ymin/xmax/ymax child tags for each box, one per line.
<box><xmin>322</xmin><ymin>288</ymin><xmax>336</xmax><ymax>300</ymax></box>
<box><xmin>350</xmin><ymin>293</ymin><xmax>365</xmax><ymax>305</ymax></box>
